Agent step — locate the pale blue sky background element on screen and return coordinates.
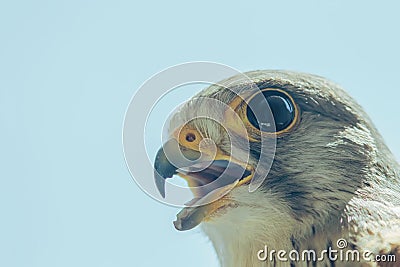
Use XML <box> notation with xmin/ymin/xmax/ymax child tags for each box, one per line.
<box><xmin>1</xmin><ymin>1</ymin><xmax>399</xmax><ymax>267</ymax></box>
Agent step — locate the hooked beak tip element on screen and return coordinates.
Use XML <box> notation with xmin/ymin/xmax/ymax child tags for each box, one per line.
<box><xmin>153</xmin><ymin>140</ymin><xmax>180</xmax><ymax>198</ymax></box>
<box><xmin>154</xmin><ymin>171</ymin><xmax>166</xmax><ymax>198</ymax></box>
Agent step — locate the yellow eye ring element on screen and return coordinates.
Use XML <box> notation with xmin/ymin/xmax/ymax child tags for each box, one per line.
<box><xmin>243</xmin><ymin>88</ymin><xmax>299</xmax><ymax>135</ymax></box>
<box><xmin>234</xmin><ymin>88</ymin><xmax>300</xmax><ymax>141</ymax></box>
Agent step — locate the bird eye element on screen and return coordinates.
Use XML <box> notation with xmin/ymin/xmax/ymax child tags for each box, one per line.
<box><xmin>246</xmin><ymin>89</ymin><xmax>296</xmax><ymax>133</ymax></box>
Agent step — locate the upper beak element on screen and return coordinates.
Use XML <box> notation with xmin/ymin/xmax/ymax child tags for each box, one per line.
<box><xmin>154</xmin><ymin>138</ymin><xmax>253</xmax><ymax>199</ymax></box>
<box><xmin>154</xmin><ymin>139</ymin><xmax>200</xmax><ymax>198</ymax></box>
<box><xmin>154</xmin><ymin>138</ymin><xmax>254</xmax><ymax>230</ymax></box>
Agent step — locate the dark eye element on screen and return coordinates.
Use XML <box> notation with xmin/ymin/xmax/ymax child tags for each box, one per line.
<box><xmin>246</xmin><ymin>90</ymin><xmax>296</xmax><ymax>132</ymax></box>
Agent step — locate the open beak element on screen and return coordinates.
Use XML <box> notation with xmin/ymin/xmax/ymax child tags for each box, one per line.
<box><xmin>154</xmin><ymin>139</ymin><xmax>253</xmax><ymax>231</ymax></box>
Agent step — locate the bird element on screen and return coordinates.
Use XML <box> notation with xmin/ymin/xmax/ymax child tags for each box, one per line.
<box><xmin>153</xmin><ymin>70</ymin><xmax>400</xmax><ymax>267</ymax></box>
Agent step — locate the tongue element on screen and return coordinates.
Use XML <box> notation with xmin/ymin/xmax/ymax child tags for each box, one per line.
<box><xmin>173</xmin><ymin>180</ymin><xmax>239</xmax><ymax>231</ymax></box>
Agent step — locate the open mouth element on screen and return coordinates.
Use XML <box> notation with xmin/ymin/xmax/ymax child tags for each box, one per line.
<box><xmin>154</xmin><ymin>146</ymin><xmax>253</xmax><ymax>231</ymax></box>
<box><xmin>173</xmin><ymin>160</ymin><xmax>253</xmax><ymax>231</ymax></box>
<box><xmin>176</xmin><ymin>160</ymin><xmax>252</xmax><ymax>198</ymax></box>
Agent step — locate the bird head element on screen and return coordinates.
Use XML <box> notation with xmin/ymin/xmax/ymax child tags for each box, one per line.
<box><xmin>153</xmin><ymin>71</ymin><xmax>391</xmax><ymax>264</ymax></box>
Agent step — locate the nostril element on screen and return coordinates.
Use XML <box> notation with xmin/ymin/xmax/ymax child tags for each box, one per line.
<box><xmin>186</xmin><ymin>133</ymin><xmax>196</xmax><ymax>142</ymax></box>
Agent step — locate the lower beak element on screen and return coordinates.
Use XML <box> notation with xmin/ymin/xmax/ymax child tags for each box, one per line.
<box><xmin>153</xmin><ymin>139</ymin><xmax>253</xmax><ymax>230</ymax></box>
<box><xmin>173</xmin><ymin>180</ymin><xmax>239</xmax><ymax>231</ymax></box>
